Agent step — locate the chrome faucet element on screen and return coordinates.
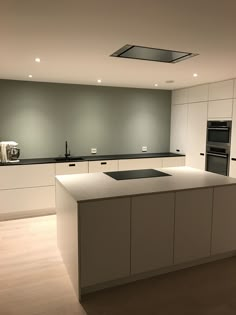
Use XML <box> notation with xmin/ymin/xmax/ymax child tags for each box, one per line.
<box><xmin>65</xmin><ymin>141</ymin><xmax>71</xmax><ymax>159</ymax></box>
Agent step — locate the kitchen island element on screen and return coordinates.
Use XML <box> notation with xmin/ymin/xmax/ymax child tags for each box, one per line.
<box><xmin>56</xmin><ymin>167</ymin><xmax>236</xmax><ymax>301</ymax></box>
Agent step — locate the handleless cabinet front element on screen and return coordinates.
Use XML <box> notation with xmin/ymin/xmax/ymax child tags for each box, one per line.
<box><xmin>211</xmin><ymin>185</ymin><xmax>236</xmax><ymax>255</ymax></box>
<box><xmin>80</xmin><ymin>197</ymin><xmax>130</xmax><ymax>288</ymax></box>
<box><xmin>118</xmin><ymin>158</ymin><xmax>162</xmax><ymax>171</ymax></box>
<box><xmin>88</xmin><ymin>160</ymin><xmax>118</xmax><ymax>173</ymax></box>
<box><xmin>131</xmin><ymin>193</ymin><xmax>175</xmax><ymax>275</ymax></box>
<box><xmin>0</xmin><ymin>164</ymin><xmax>55</xmax><ymax>189</ymax></box>
<box><xmin>162</xmin><ymin>157</ymin><xmax>185</xmax><ymax>168</ymax></box>
<box><xmin>55</xmin><ymin>161</ymin><xmax>88</xmax><ymax>175</ymax></box>
<box><xmin>174</xmin><ymin>188</ymin><xmax>213</xmax><ymax>264</ymax></box>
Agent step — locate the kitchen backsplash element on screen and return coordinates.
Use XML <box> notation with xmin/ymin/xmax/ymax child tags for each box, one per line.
<box><xmin>0</xmin><ymin>79</ymin><xmax>171</xmax><ymax>158</ymax></box>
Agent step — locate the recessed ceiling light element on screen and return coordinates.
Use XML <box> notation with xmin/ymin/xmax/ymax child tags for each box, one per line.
<box><xmin>193</xmin><ymin>73</ymin><xmax>198</xmax><ymax>77</ymax></box>
<box><xmin>28</xmin><ymin>74</ymin><xmax>32</xmax><ymax>78</ymax></box>
<box><xmin>35</xmin><ymin>57</ymin><xmax>40</xmax><ymax>63</ymax></box>
<box><xmin>154</xmin><ymin>83</ymin><xmax>158</xmax><ymax>87</ymax></box>
<box><xmin>97</xmin><ymin>79</ymin><xmax>102</xmax><ymax>83</ymax></box>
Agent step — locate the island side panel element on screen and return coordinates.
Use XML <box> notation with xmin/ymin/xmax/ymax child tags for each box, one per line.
<box><xmin>56</xmin><ymin>180</ymin><xmax>80</xmax><ymax>300</ymax></box>
<box><xmin>211</xmin><ymin>184</ymin><xmax>236</xmax><ymax>255</ymax></box>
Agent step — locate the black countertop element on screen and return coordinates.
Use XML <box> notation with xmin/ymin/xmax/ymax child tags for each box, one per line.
<box><xmin>81</xmin><ymin>152</ymin><xmax>184</xmax><ymax>161</ymax></box>
<box><xmin>0</xmin><ymin>152</ymin><xmax>185</xmax><ymax>166</ymax></box>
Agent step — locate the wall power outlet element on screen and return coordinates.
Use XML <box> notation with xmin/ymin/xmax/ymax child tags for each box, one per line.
<box><xmin>142</xmin><ymin>146</ymin><xmax>147</xmax><ymax>152</ymax></box>
<box><xmin>91</xmin><ymin>148</ymin><xmax>97</xmax><ymax>154</ymax></box>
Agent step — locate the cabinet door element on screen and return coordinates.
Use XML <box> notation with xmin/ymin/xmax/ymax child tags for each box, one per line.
<box><xmin>0</xmin><ymin>164</ymin><xmax>55</xmax><ymax>189</ymax></box>
<box><xmin>118</xmin><ymin>158</ymin><xmax>162</xmax><ymax>171</ymax></box>
<box><xmin>55</xmin><ymin>161</ymin><xmax>88</xmax><ymax>175</ymax></box>
<box><xmin>172</xmin><ymin>89</ymin><xmax>188</xmax><ymax>105</ymax></box>
<box><xmin>188</xmin><ymin>84</ymin><xmax>208</xmax><ymax>103</ymax></box>
<box><xmin>211</xmin><ymin>185</ymin><xmax>236</xmax><ymax>255</ymax></box>
<box><xmin>186</xmin><ymin>102</ymin><xmax>207</xmax><ymax>170</ymax></box>
<box><xmin>174</xmin><ymin>188</ymin><xmax>213</xmax><ymax>264</ymax></box>
<box><xmin>0</xmin><ymin>186</ymin><xmax>55</xmax><ymax>219</ymax></box>
<box><xmin>229</xmin><ymin>99</ymin><xmax>236</xmax><ymax>178</ymax></box>
<box><xmin>208</xmin><ymin>99</ymin><xmax>233</xmax><ymax>119</ymax></box>
<box><xmin>131</xmin><ymin>193</ymin><xmax>175</xmax><ymax>274</ymax></box>
<box><xmin>170</xmin><ymin>104</ymin><xmax>188</xmax><ymax>154</ymax></box>
<box><xmin>162</xmin><ymin>157</ymin><xmax>185</xmax><ymax>168</ymax></box>
<box><xmin>208</xmin><ymin>79</ymin><xmax>234</xmax><ymax>101</ymax></box>
<box><xmin>80</xmin><ymin>198</ymin><xmax>130</xmax><ymax>287</ymax></box>
<box><xmin>89</xmin><ymin>160</ymin><xmax>118</xmax><ymax>173</ymax></box>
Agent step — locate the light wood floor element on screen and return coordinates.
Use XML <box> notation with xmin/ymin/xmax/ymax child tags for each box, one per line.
<box><xmin>2</xmin><ymin>215</ymin><xmax>236</xmax><ymax>315</ymax></box>
<box><xmin>0</xmin><ymin>215</ymin><xmax>86</xmax><ymax>315</ymax></box>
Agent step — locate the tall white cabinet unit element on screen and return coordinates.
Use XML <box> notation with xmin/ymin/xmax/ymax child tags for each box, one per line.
<box><xmin>186</xmin><ymin>102</ymin><xmax>207</xmax><ymax>170</ymax></box>
<box><xmin>171</xmin><ymin>80</ymin><xmax>236</xmax><ymax>173</ymax></box>
<box><xmin>170</xmin><ymin>104</ymin><xmax>188</xmax><ymax>154</ymax></box>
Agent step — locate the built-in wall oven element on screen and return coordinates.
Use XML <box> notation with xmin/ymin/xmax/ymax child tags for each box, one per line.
<box><xmin>206</xmin><ymin>121</ymin><xmax>232</xmax><ymax>176</ymax></box>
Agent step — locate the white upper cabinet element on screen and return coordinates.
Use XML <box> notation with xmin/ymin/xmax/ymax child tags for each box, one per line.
<box><xmin>186</xmin><ymin>102</ymin><xmax>207</xmax><ymax>170</ymax></box>
<box><xmin>208</xmin><ymin>99</ymin><xmax>233</xmax><ymax>119</ymax></box>
<box><xmin>170</xmin><ymin>104</ymin><xmax>188</xmax><ymax>154</ymax></box>
<box><xmin>171</xmin><ymin>89</ymin><xmax>188</xmax><ymax>105</ymax></box>
<box><xmin>188</xmin><ymin>84</ymin><xmax>208</xmax><ymax>103</ymax></box>
<box><xmin>209</xmin><ymin>79</ymin><xmax>234</xmax><ymax>101</ymax></box>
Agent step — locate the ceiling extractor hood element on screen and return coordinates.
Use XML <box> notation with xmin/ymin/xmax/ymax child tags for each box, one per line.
<box><xmin>111</xmin><ymin>45</ymin><xmax>198</xmax><ymax>63</ymax></box>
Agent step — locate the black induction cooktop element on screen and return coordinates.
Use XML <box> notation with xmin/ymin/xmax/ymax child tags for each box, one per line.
<box><xmin>104</xmin><ymin>169</ymin><xmax>171</xmax><ymax>180</ymax></box>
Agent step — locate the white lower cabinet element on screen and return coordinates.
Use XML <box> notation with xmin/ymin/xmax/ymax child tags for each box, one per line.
<box><xmin>131</xmin><ymin>193</ymin><xmax>175</xmax><ymax>274</ymax></box>
<box><xmin>80</xmin><ymin>198</ymin><xmax>130</xmax><ymax>288</ymax></box>
<box><xmin>211</xmin><ymin>185</ymin><xmax>236</xmax><ymax>255</ymax></box>
<box><xmin>0</xmin><ymin>186</ymin><xmax>55</xmax><ymax>215</ymax></box>
<box><xmin>118</xmin><ymin>158</ymin><xmax>162</xmax><ymax>171</ymax></box>
<box><xmin>174</xmin><ymin>188</ymin><xmax>213</xmax><ymax>264</ymax></box>
<box><xmin>162</xmin><ymin>157</ymin><xmax>185</xmax><ymax>167</ymax></box>
<box><xmin>0</xmin><ymin>163</ymin><xmax>56</xmax><ymax>219</ymax></box>
<box><xmin>56</xmin><ymin>161</ymin><xmax>88</xmax><ymax>175</ymax></box>
<box><xmin>0</xmin><ymin>163</ymin><xmax>55</xmax><ymax>189</ymax></box>
<box><xmin>77</xmin><ymin>184</ymin><xmax>236</xmax><ymax>291</ymax></box>
<box><xmin>89</xmin><ymin>160</ymin><xmax>118</xmax><ymax>173</ymax></box>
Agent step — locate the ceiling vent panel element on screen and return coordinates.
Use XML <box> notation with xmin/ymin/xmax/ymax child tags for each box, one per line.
<box><xmin>111</xmin><ymin>45</ymin><xmax>198</xmax><ymax>63</ymax></box>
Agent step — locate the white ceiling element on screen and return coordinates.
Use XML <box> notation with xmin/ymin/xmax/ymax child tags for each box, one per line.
<box><xmin>1</xmin><ymin>0</ymin><xmax>236</xmax><ymax>90</ymax></box>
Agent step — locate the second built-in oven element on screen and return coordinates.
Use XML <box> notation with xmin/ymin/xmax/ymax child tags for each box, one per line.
<box><xmin>206</xmin><ymin>145</ymin><xmax>230</xmax><ymax>176</ymax></box>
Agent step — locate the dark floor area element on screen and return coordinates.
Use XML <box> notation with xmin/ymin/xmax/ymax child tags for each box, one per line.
<box><xmin>82</xmin><ymin>257</ymin><xmax>236</xmax><ymax>315</ymax></box>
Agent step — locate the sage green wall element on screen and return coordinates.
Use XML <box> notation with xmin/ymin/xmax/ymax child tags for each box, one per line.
<box><xmin>0</xmin><ymin>79</ymin><xmax>171</xmax><ymax>158</ymax></box>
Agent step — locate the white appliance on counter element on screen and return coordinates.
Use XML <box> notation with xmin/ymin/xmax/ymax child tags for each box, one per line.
<box><xmin>0</xmin><ymin>141</ymin><xmax>20</xmax><ymax>163</ymax></box>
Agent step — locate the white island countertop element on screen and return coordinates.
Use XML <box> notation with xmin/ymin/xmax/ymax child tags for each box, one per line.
<box><xmin>56</xmin><ymin>167</ymin><xmax>236</xmax><ymax>202</ymax></box>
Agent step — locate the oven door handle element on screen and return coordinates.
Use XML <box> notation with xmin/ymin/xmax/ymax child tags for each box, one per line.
<box><xmin>206</xmin><ymin>152</ymin><xmax>228</xmax><ymax>158</ymax></box>
<box><xmin>207</xmin><ymin>127</ymin><xmax>230</xmax><ymax>131</ymax></box>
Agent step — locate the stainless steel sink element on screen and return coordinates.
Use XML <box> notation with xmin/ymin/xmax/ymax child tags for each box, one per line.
<box><xmin>54</xmin><ymin>157</ymin><xmax>84</xmax><ymax>162</ymax></box>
